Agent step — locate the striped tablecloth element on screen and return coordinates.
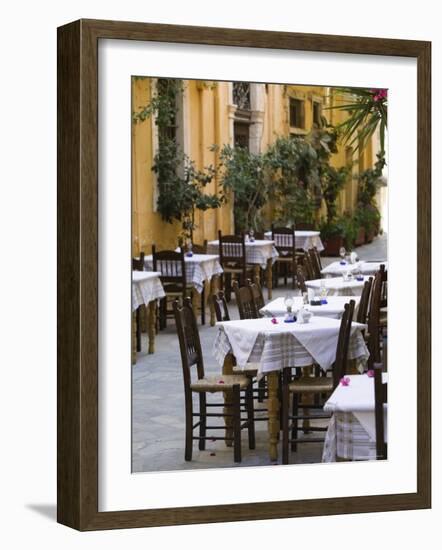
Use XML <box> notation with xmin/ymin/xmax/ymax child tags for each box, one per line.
<box><xmin>306</xmin><ymin>276</ymin><xmax>371</xmax><ymax>297</ymax></box>
<box><xmin>132</xmin><ymin>271</ymin><xmax>165</xmax><ymax>311</ymax></box>
<box><xmin>321</xmin><ymin>261</ymin><xmax>387</xmax><ymax>277</ymax></box>
<box><xmin>213</xmin><ymin>316</ymin><xmax>369</xmax><ymax>378</ymax></box>
<box><xmin>260</xmin><ymin>295</ymin><xmax>360</xmax><ymax>320</ymax></box>
<box><xmin>322</xmin><ymin>373</ymin><xmax>388</xmax><ymax>462</ymax></box>
<box><xmin>207</xmin><ymin>240</ymin><xmax>279</xmax><ymax>269</ymax></box>
<box><xmin>264</xmin><ymin>230</ymin><xmax>324</xmax><ymax>252</ymax></box>
<box><xmin>144</xmin><ymin>254</ymin><xmax>223</xmax><ymax>293</ymax></box>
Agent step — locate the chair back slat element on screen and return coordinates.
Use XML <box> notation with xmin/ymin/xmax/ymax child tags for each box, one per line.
<box><xmin>367</xmin><ymin>266</ymin><xmax>384</xmax><ymax>367</ymax></box>
<box><xmin>211</xmin><ymin>291</ymin><xmax>230</xmax><ymax>322</ymax></box>
<box><xmin>374</xmin><ymin>362</ymin><xmax>387</xmax><ymax>459</ymax></box>
<box><xmin>308</xmin><ymin>247</ymin><xmax>322</xmax><ymax>278</ymax></box>
<box><xmin>356</xmin><ymin>277</ymin><xmax>373</xmax><ymax>324</ymax></box>
<box><xmin>332</xmin><ymin>299</ymin><xmax>356</xmax><ymax>388</ymax></box>
<box><xmin>271</xmin><ymin>224</ymin><xmax>296</xmax><ymax>255</ymax></box>
<box><xmin>246</xmin><ymin>278</ymin><xmax>265</xmax><ymax>315</ymax></box>
<box><xmin>233</xmin><ymin>280</ymin><xmax>258</xmax><ymax>320</ymax></box>
<box><xmin>303</xmin><ymin>253</ymin><xmax>315</xmax><ymax>280</ymax></box>
<box><xmin>152</xmin><ymin>245</ymin><xmax>187</xmax><ymax>287</ymax></box>
<box><xmin>173</xmin><ymin>298</ymin><xmax>205</xmax><ymax>387</ymax></box>
<box><xmin>132</xmin><ymin>251</ymin><xmax>145</xmax><ymax>271</ymax></box>
<box><xmin>296</xmin><ymin>266</ymin><xmax>307</xmax><ymax>293</ymax></box>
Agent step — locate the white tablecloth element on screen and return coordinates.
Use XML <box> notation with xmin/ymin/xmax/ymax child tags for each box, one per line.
<box><xmin>260</xmin><ymin>296</ymin><xmax>360</xmax><ymax>320</ymax></box>
<box><xmin>213</xmin><ymin>316</ymin><xmax>369</xmax><ymax>377</ymax></box>
<box><xmin>132</xmin><ymin>271</ymin><xmax>165</xmax><ymax>311</ymax></box>
<box><xmin>321</xmin><ymin>261</ymin><xmax>387</xmax><ymax>277</ymax></box>
<box><xmin>144</xmin><ymin>253</ymin><xmax>223</xmax><ymax>293</ymax></box>
<box><xmin>322</xmin><ymin>373</ymin><xmax>388</xmax><ymax>462</ymax></box>
<box><xmin>264</xmin><ymin>230</ymin><xmax>324</xmax><ymax>252</ymax></box>
<box><xmin>306</xmin><ymin>276</ymin><xmax>370</xmax><ymax>297</ymax></box>
<box><xmin>207</xmin><ymin>239</ymin><xmax>278</xmax><ymax>269</ymax></box>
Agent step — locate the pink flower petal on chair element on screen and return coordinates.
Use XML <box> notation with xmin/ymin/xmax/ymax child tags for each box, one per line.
<box><xmin>366</xmin><ymin>370</ymin><xmax>375</xmax><ymax>377</ymax></box>
<box><xmin>340</xmin><ymin>376</ymin><xmax>351</xmax><ymax>386</ymax></box>
<box><xmin>218</xmin><ymin>380</ymin><xmax>225</xmax><ymax>384</ymax></box>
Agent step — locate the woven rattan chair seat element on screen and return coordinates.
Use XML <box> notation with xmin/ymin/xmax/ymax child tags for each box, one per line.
<box><xmin>190</xmin><ymin>374</ymin><xmax>250</xmax><ymax>393</ymax></box>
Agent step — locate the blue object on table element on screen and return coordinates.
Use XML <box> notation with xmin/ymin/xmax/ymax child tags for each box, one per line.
<box><xmin>339</xmin><ymin>260</ymin><xmax>346</xmax><ymax>265</ymax></box>
<box><xmin>284</xmin><ymin>317</ymin><xmax>296</xmax><ymax>323</ymax></box>
<box><xmin>320</xmin><ymin>298</ymin><xmax>328</xmax><ymax>304</ymax></box>
<box><xmin>356</xmin><ymin>275</ymin><xmax>364</xmax><ymax>281</ymax></box>
<box><xmin>186</xmin><ymin>251</ymin><xmax>193</xmax><ymax>257</ymax></box>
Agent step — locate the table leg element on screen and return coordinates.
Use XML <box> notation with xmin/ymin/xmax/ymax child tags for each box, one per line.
<box><xmin>267</xmin><ymin>371</ymin><xmax>280</xmax><ymax>461</ymax></box>
<box><xmin>131</xmin><ymin>312</ymin><xmax>137</xmax><ymax>365</ymax></box>
<box><xmin>147</xmin><ymin>300</ymin><xmax>156</xmax><ymax>354</ymax></box>
<box><xmin>222</xmin><ymin>353</ymin><xmax>235</xmax><ymax>447</ymax></box>
<box><xmin>209</xmin><ymin>275</ymin><xmax>219</xmax><ymax>327</ymax></box>
<box><xmin>266</xmin><ymin>258</ymin><xmax>273</xmax><ymax>300</ymax></box>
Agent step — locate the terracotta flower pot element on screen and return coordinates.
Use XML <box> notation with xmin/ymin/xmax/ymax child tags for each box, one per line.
<box><xmin>365</xmin><ymin>229</ymin><xmax>375</xmax><ymax>243</ymax></box>
<box><xmin>323</xmin><ymin>235</ymin><xmax>345</xmax><ymax>256</ymax></box>
<box><xmin>355</xmin><ymin>227</ymin><xmax>365</xmax><ymax>246</ymax></box>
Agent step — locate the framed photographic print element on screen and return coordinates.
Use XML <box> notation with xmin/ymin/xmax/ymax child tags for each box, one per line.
<box><xmin>57</xmin><ymin>19</ymin><xmax>431</xmax><ymax>530</ymax></box>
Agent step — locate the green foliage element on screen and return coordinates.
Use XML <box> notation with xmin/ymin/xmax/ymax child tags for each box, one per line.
<box><xmin>327</xmin><ymin>87</ymin><xmax>388</xmax><ymax>155</ymax></box>
<box><xmin>354</xmin><ymin>204</ymin><xmax>381</xmax><ymax>236</ymax></box>
<box><xmin>321</xmin><ymin>165</ymin><xmax>349</xmax><ymax>222</ymax></box>
<box><xmin>214</xmin><ymin>144</ymin><xmax>268</xmax><ymax>233</ymax></box>
<box><xmin>134</xmin><ymin>78</ymin><xmax>222</xmax><ymax>240</ymax></box>
<box><xmin>357</xmin><ymin>152</ymin><xmax>386</xmax><ymax>207</ymax></box>
<box><xmin>153</xmin><ymin>140</ymin><xmax>221</xmax><ymax>239</ymax></box>
<box><xmin>319</xmin><ymin>212</ymin><xmax>358</xmax><ymax>249</ymax></box>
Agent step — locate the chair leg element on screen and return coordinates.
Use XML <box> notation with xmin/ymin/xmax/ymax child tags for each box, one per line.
<box><xmin>201</xmin><ymin>286</ymin><xmax>205</xmax><ymax>325</ymax></box>
<box><xmin>282</xmin><ymin>380</ymin><xmax>290</xmax><ymax>465</ymax></box>
<box><xmin>245</xmin><ymin>383</ymin><xmax>255</xmax><ymax>450</ymax></box>
<box><xmin>291</xmin><ymin>393</ymin><xmax>298</xmax><ymax>452</ymax></box>
<box><xmin>232</xmin><ymin>385</ymin><xmax>242</xmax><ymax>463</ymax></box>
<box><xmin>199</xmin><ymin>393</ymin><xmax>207</xmax><ymax>450</ymax></box>
<box><xmin>257</xmin><ymin>378</ymin><xmax>266</xmax><ymax>403</ymax></box>
<box><xmin>185</xmin><ymin>394</ymin><xmax>193</xmax><ymax>461</ymax></box>
<box><xmin>135</xmin><ymin>307</ymin><xmax>141</xmax><ymax>352</ymax></box>
<box><xmin>292</xmin><ymin>261</ymin><xmax>296</xmax><ymax>289</ymax></box>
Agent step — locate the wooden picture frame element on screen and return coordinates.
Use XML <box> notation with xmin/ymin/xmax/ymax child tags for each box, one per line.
<box><xmin>57</xmin><ymin>18</ymin><xmax>431</xmax><ymax>530</ymax></box>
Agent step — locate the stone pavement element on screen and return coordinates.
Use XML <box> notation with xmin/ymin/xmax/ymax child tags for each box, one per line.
<box><xmin>132</xmin><ymin>234</ymin><xmax>387</xmax><ymax>473</ymax></box>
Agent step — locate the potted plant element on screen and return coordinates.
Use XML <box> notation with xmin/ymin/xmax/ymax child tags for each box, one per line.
<box><xmin>354</xmin><ymin>205</ymin><xmax>381</xmax><ymax>244</ymax></box>
<box><xmin>319</xmin><ymin>218</ymin><xmax>345</xmax><ymax>256</ymax></box>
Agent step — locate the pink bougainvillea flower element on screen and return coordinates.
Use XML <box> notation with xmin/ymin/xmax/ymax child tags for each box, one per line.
<box><xmin>366</xmin><ymin>370</ymin><xmax>375</xmax><ymax>377</ymax></box>
<box><xmin>218</xmin><ymin>380</ymin><xmax>225</xmax><ymax>384</ymax></box>
<box><xmin>340</xmin><ymin>376</ymin><xmax>351</xmax><ymax>386</ymax></box>
<box><xmin>271</xmin><ymin>317</ymin><xmax>278</xmax><ymax>324</ymax></box>
<box><xmin>372</xmin><ymin>88</ymin><xmax>388</xmax><ymax>102</ymax></box>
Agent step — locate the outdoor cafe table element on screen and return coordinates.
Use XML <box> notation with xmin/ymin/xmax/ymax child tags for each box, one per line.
<box><xmin>306</xmin><ymin>275</ymin><xmax>372</xmax><ymax>297</ymax></box>
<box><xmin>144</xmin><ymin>253</ymin><xmax>223</xmax><ymax>325</ymax></box>
<box><xmin>260</xmin><ymin>295</ymin><xmax>360</xmax><ymax>320</ymax></box>
<box><xmin>213</xmin><ymin>316</ymin><xmax>369</xmax><ymax>461</ymax></box>
<box><xmin>132</xmin><ymin>271</ymin><xmax>165</xmax><ymax>360</ymax></box>
<box><xmin>322</xmin><ymin>373</ymin><xmax>388</xmax><ymax>462</ymax></box>
<box><xmin>206</xmin><ymin>239</ymin><xmax>279</xmax><ymax>299</ymax></box>
<box><xmin>264</xmin><ymin>230</ymin><xmax>324</xmax><ymax>252</ymax></box>
<box><xmin>321</xmin><ymin>260</ymin><xmax>387</xmax><ymax>277</ymax></box>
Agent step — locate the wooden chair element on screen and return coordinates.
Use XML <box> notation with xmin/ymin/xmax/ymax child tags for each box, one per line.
<box><xmin>367</xmin><ymin>267</ymin><xmax>384</xmax><ymax>368</ymax></box>
<box><xmin>232</xmin><ymin>280</ymin><xmax>258</xmax><ymax>320</ymax></box>
<box><xmin>308</xmin><ymin>247</ymin><xmax>323</xmax><ymax>279</ymax></box>
<box><xmin>210</xmin><ymin>290</ymin><xmax>230</xmax><ymax>322</ymax></box>
<box><xmin>246</xmin><ymin>278</ymin><xmax>265</xmax><ymax>316</ymax></box>
<box><xmin>296</xmin><ymin>265</ymin><xmax>308</xmax><ymax>293</ymax></box>
<box><xmin>178</xmin><ymin>239</ymin><xmax>208</xmax><ymax>255</ymax></box>
<box><xmin>356</xmin><ymin>277</ymin><xmax>373</xmax><ymax>325</ymax></box>
<box><xmin>132</xmin><ymin>252</ymin><xmax>145</xmax><ymax>352</ymax></box>
<box><xmin>218</xmin><ymin>231</ymin><xmax>254</xmax><ymax>301</ymax></box>
<box><xmin>281</xmin><ymin>300</ymin><xmax>356</xmax><ymax>464</ymax></box>
<box><xmin>132</xmin><ymin>251</ymin><xmax>145</xmax><ymax>272</ymax></box>
<box><xmin>271</xmin><ymin>224</ymin><xmax>298</xmax><ymax>289</ymax></box>
<box><xmin>303</xmin><ymin>252</ymin><xmax>315</xmax><ymax>280</ymax></box>
<box><xmin>173</xmin><ymin>298</ymin><xmax>255</xmax><ymax>462</ymax></box>
<box><xmin>374</xmin><ymin>362</ymin><xmax>387</xmax><ymax>460</ymax></box>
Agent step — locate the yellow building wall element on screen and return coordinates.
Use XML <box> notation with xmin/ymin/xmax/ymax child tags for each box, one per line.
<box><xmin>132</xmin><ymin>79</ymin><xmax>375</xmax><ymax>255</ymax></box>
